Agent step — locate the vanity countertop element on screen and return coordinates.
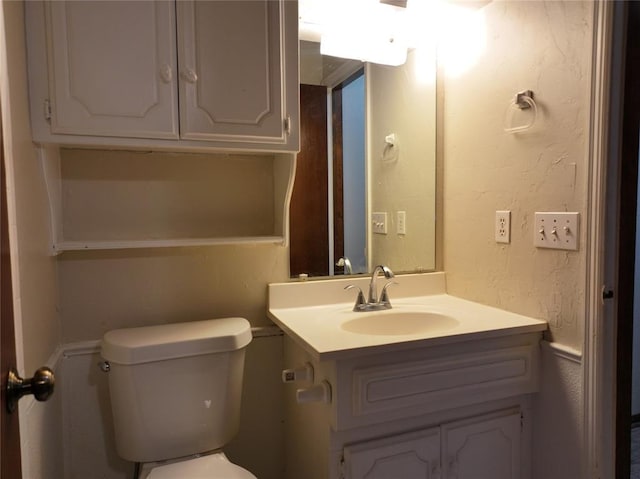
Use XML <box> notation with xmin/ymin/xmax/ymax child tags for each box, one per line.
<box><xmin>267</xmin><ymin>272</ymin><xmax>547</xmax><ymax>360</ymax></box>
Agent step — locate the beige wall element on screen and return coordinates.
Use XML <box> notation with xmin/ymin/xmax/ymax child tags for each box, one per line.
<box><xmin>0</xmin><ymin>0</ymin><xmax>60</xmax><ymax>375</ymax></box>
<box><xmin>58</xmin><ymin>244</ymin><xmax>288</xmax><ymax>341</ymax></box>
<box><xmin>4</xmin><ymin>0</ymin><xmax>598</xmax><ymax>477</ymax></box>
<box><xmin>60</xmin><ymin>149</ymin><xmax>278</xmax><ymax>241</ymax></box>
<box><xmin>57</xmin><ymin>244</ymin><xmax>289</xmax><ymax>478</ymax></box>
<box><xmin>369</xmin><ymin>49</ymin><xmax>437</xmax><ymax>273</ymax></box>
<box><xmin>0</xmin><ymin>1</ymin><xmax>63</xmax><ymax>477</ymax></box>
<box><xmin>441</xmin><ymin>2</ymin><xmax>594</xmax><ymax>476</ymax></box>
<box><xmin>442</xmin><ymin>0</ymin><xmax>593</xmax><ymax>351</ymax></box>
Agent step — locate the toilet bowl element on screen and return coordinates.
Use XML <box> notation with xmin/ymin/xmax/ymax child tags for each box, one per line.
<box><xmin>101</xmin><ymin>317</ymin><xmax>255</xmax><ymax>478</ymax></box>
<box><xmin>140</xmin><ymin>452</ymin><xmax>256</xmax><ymax>479</ymax></box>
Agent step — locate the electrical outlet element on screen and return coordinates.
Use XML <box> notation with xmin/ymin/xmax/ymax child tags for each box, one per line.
<box><xmin>397</xmin><ymin>211</ymin><xmax>406</xmax><ymax>235</ymax></box>
<box><xmin>534</xmin><ymin>212</ymin><xmax>579</xmax><ymax>250</ymax></box>
<box><xmin>495</xmin><ymin>210</ymin><xmax>511</xmax><ymax>243</ymax></box>
<box><xmin>372</xmin><ymin>212</ymin><xmax>387</xmax><ymax>234</ymax></box>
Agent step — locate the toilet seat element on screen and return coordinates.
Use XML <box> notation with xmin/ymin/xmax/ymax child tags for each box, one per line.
<box><xmin>144</xmin><ymin>452</ymin><xmax>256</xmax><ymax>479</ymax></box>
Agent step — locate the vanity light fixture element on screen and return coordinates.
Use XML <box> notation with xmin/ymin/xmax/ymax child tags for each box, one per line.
<box><xmin>320</xmin><ymin>31</ymin><xmax>408</xmax><ymax>67</ymax></box>
<box><xmin>300</xmin><ymin>0</ymin><xmax>491</xmax><ymax>68</ymax></box>
<box><xmin>318</xmin><ymin>0</ymin><xmax>408</xmax><ymax>66</ymax></box>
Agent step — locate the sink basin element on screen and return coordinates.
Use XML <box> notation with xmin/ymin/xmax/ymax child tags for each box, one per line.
<box><xmin>341</xmin><ymin>311</ymin><xmax>459</xmax><ymax>336</ymax></box>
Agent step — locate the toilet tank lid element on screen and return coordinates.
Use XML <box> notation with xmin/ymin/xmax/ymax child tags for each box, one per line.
<box><xmin>101</xmin><ymin>317</ymin><xmax>252</xmax><ymax>365</ymax></box>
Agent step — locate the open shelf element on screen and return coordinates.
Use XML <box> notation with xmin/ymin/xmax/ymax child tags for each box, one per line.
<box><xmin>39</xmin><ymin>146</ymin><xmax>295</xmax><ymax>254</ymax></box>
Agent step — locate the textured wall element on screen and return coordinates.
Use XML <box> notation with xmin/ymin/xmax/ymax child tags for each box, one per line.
<box><xmin>0</xmin><ymin>0</ymin><xmax>60</xmax><ymax>380</ymax></box>
<box><xmin>61</xmin><ymin>149</ymin><xmax>277</xmax><ymax>241</ymax></box>
<box><xmin>58</xmin><ymin>244</ymin><xmax>288</xmax><ymax>341</ymax></box>
<box><xmin>0</xmin><ymin>2</ymin><xmax>63</xmax><ymax>478</ymax></box>
<box><xmin>442</xmin><ymin>0</ymin><xmax>593</xmax><ymax>351</ymax></box>
<box><xmin>57</xmin><ymin>243</ymin><xmax>289</xmax><ymax>478</ymax></box>
<box><xmin>442</xmin><ymin>2</ymin><xmax>594</xmax><ymax>477</ymax></box>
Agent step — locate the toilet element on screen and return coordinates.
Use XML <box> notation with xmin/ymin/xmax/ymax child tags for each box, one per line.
<box><xmin>101</xmin><ymin>317</ymin><xmax>256</xmax><ymax>478</ymax></box>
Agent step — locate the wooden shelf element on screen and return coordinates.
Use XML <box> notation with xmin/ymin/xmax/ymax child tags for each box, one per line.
<box><xmin>54</xmin><ymin>236</ymin><xmax>286</xmax><ymax>252</ymax></box>
<box><xmin>39</xmin><ymin>146</ymin><xmax>295</xmax><ymax>255</ymax></box>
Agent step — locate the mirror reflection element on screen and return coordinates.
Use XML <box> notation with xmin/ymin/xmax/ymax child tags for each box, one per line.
<box><xmin>290</xmin><ymin>10</ymin><xmax>437</xmax><ymax>279</ymax></box>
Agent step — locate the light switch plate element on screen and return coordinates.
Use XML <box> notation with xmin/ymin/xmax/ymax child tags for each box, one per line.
<box><xmin>372</xmin><ymin>212</ymin><xmax>387</xmax><ymax>234</ymax></box>
<box><xmin>534</xmin><ymin>212</ymin><xmax>579</xmax><ymax>250</ymax></box>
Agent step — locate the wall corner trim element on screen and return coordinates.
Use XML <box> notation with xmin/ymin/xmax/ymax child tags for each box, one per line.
<box><xmin>541</xmin><ymin>340</ymin><xmax>583</xmax><ymax>364</ymax></box>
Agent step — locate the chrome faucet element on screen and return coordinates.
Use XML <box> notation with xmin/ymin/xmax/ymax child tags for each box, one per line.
<box><xmin>345</xmin><ymin>264</ymin><xmax>396</xmax><ymax>312</ymax></box>
<box><xmin>368</xmin><ymin>264</ymin><xmax>394</xmax><ymax>304</ymax></box>
<box><xmin>336</xmin><ymin>256</ymin><xmax>353</xmax><ymax>275</ymax></box>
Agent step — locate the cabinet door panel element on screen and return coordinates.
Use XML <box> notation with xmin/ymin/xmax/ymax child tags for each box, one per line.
<box><xmin>177</xmin><ymin>0</ymin><xmax>285</xmax><ymax>143</ymax></box>
<box><xmin>344</xmin><ymin>428</ymin><xmax>440</xmax><ymax>479</ymax></box>
<box><xmin>47</xmin><ymin>1</ymin><xmax>178</xmax><ymax>138</ymax></box>
<box><xmin>442</xmin><ymin>410</ymin><xmax>521</xmax><ymax>479</ymax></box>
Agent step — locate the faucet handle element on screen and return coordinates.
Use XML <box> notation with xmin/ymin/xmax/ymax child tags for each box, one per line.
<box><xmin>380</xmin><ymin>281</ymin><xmax>399</xmax><ymax>305</ymax></box>
<box><xmin>345</xmin><ymin>285</ymin><xmax>366</xmax><ymax>311</ymax></box>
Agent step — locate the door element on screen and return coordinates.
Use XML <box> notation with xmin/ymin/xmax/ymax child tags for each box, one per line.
<box><xmin>177</xmin><ymin>0</ymin><xmax>287</xmax><ymax>143</ymax></box>
<box><xmin>344</xmin><ymin>427</ymin><xmax>441</xmax><ymax>479</ymax></box>
<box><xmin>290</xmin><ymin>84</ymin><xmax>329</xmax><ymax>277</ymax></box>
<box><xmin>615</xmin><ymin>2</ymin><xmax>640</xmax><ymax>476</ymax></box>
<box><xmin>441</xmin><ymin>410</ymin><xmax>521</xmax><ymax>479</ymax></box>
<box><xmin>0</xmin><ymin>114</ymin><xmax>22</xmax><ymax>478</ymax></box>
<box><xmin>46</xmin><ymin>0</ymin><xmax>178</xmax><ymax>138</ymax></box>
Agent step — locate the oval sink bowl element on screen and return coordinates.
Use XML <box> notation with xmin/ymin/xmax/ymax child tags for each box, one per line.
<box><xmin>341</xmin><ymin>311</ymin><xmax>459</xmax><ymax>336</ymax></box>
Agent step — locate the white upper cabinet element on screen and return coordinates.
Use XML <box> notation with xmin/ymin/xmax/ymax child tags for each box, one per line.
<box><xmin>177</xmin><ymin>1</ymin><xmax>288</xmax><ymax>143</ymax></box>
<box><xmin>26</xmin><ymin>0</ymin><xmax>299</xmax><ymax>152</ymax></box>
<box><xmin>46</xmin><ymin>1</ymin><xmax>178</xmax><ymax>139</ymax></box>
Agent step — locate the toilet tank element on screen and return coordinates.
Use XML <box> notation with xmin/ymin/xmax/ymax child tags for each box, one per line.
<box><xmin>101</xmin><ymin>317</ymin><xmax>252</xmax><ymax>463</ymax></box>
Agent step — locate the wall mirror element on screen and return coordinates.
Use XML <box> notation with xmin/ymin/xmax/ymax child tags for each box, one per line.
<box><xmin>290</xmin><ymin>0</ymin><xmax>437</xmax><ymax>279</ymax></box>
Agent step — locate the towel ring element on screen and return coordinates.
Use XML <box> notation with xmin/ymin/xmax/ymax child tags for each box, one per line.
<box><xmin>504</xmin><ymin>90</ymin><xmax>538</xmax><ymax>133</ymax></box>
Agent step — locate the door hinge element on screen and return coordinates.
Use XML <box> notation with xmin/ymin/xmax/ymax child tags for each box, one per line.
<box><xmin>602</xmin><ymin>287</ymin><xmax>614</xmax><ymax>301</ymax></box>
<box><xmin>339</xmin><ymin>454</ymin><xmax>345</xmax><ymax>479</ymax></box>
<box><xmin>520</xmin><ymin>412</ymin><xmax>524</xmax><ymax>432</ymax></box>
<box><xmin>44</xmin><ymin>99</ymin><xmax>52</xmax><ymax>121</ymax></box>
<box><xmin>284</xmin><ymin>115</ymin><xmax>291</xmax><ymax>135</ymax></box>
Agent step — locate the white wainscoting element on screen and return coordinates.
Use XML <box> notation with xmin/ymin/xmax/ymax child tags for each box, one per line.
<box><xmin>532</xmin><ymin>341</ymin><xmax>583</xmax><ymax>479</ymax></box>
<box><xmin>31</xmin><ymin>328</ymin><xmax>283</xmax><ymax>479</ymax></box>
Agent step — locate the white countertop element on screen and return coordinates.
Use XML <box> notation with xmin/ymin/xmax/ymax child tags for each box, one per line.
<box><xmin>267</xmin><ymin>273</ymin><xmax>547</xmax><ymax>360</ymax></box>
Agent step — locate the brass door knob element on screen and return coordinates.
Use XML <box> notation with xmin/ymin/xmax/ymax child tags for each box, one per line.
<box><xmin>6</xmin><ymin>366</ymin><xmax>55</xmax><ymax>414</ymax></box>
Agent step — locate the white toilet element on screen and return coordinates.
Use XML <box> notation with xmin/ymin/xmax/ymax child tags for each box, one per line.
<box><xmin>101</xmin><ymin>317</ymin><xmax>256</xmax><ymax>478</ymax></box>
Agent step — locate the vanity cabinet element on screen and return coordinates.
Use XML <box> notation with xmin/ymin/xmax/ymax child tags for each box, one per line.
<box><xmin>344</xmin><ymin>409</ymin><xmax>521</xmax><ymax>479</ymax></box>
<box><xmin>282</xmin><ymin>332</ymin><xmax>539</xmax><ymax>479</ymax></box>
<box><xmin>26</xmin><ymin>0</ymin><xmax>299</xmax><ymax>152</ymax></box>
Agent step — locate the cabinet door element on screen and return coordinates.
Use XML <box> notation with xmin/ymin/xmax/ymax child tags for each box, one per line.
<box><xmin>442</xmin><ymin>410</ymin><xmax>521</xmax><ymax>479</ymax></box>
<box><xmin>344</xmin><ymin>428</ymin><xmax>441</xmax><ymax>479</ymax></box>
<box><xmin>46</xmin><ymin>1</ymin><xmax>178</xmax><ymax>139</ymax></box>
<box><xmin>177</xmin><ymin>0</ymin><xmax>289</xmax><ymax>145</ymax></box>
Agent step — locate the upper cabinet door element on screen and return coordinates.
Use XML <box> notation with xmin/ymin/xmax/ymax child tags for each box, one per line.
<box><xmin>46</xmin><ymin>1</ymin><xmax>178</xmax><ymax>139</ymax></box>
<box><xmin>176</xmin><ymin>0</ymin><xmax>290</xmax><ymax>146</ymax></box>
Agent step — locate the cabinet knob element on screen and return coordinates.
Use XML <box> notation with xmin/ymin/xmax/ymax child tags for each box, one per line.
<box><xmin>181</xmin><ymin>68</ymin><xmax>198</xmax><ymax>84</ymax></box>
<box><xmin>160</xmin><ymin>64</ymin><xmax>173</xmax><ymax>83</ymax></box>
